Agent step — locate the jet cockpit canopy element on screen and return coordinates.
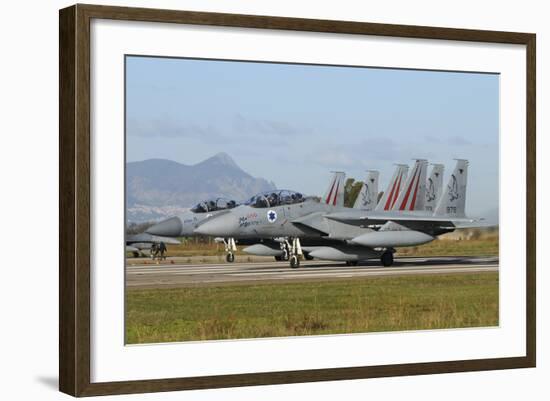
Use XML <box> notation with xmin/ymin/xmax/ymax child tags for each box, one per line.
<box><xmin>190</xmin><ymin>198</ymin><xmax>238</xmax><ymax>213</ymax></box>
<box><xmin>245</xmin><ymin>190</ymin><xmax>305</xmax><ymax>208</ymax></box>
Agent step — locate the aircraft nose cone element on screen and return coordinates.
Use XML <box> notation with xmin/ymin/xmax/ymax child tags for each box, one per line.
<box><xmin>146</xmin><ymin>217</ymin><xmax>183</xmax><ymax>237</ymax></box>
<box><xmin>194</xmin><ymin>214</ymin><xmax>239</xmax><ymax>237</ymax></box>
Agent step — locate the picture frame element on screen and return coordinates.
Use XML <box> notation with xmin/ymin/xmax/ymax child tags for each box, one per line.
<box><xmin>59</xmin><ymin>3</ymin><xmax>536</xmax><ymax>397</ymax></box>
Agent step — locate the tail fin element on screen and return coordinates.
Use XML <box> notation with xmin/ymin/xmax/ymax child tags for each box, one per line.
<box><xmin>353</xmin><ymin>170</ymin><xmax>379</xmax><ymax>210</ymax></box>
<box><xmin>375</xmin><ymin>164</ymin><xmax>409</xmax><ymax>212</ymax></box>
<box><xmin>434</xmin><ymin>159</ymin><xmax>468</xmax><ymax>217</ymax></box>
<box><xmin>322</xmin><ymin>171</ymin><xmax>346</xmax><ymax>207</ymax></box>
<box><xmin>425</xmin><ymin>163</ymin><xmax>444</xmax><ymax>212</ymax></box>
<box><xmin>393</xmin><ymin>159</ymin><xmax>428</xmax><ymax>211</ymax></box>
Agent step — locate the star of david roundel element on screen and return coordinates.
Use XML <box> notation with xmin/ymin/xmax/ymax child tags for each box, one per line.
<box><xmin>267</xmin><ymin>210</ymin><xmax>277</xmax><ymax>223</ymax></box>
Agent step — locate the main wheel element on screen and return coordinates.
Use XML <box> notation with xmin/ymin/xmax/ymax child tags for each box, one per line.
<box><xmin>226</xmin><ymin>252</ymin><xmax>235</xmax><ymax>263</ymax></box>
<box><xmin>274</xmin><ymin>255</ymin><xmax>282</xmax><ymax>261</ymax></box>
<box><xmin>381</xmin><ymin>251</ymin><xmax>394</xmax><ymax>267</ymax></box>
<box><xmin>346</xmin><ymin>260</ymin><xmax>358</xmax><ymax>266</ymax></box>
<box><xmin>303</xmin><ymin>252</ymin><xmax>314</xmax><ymax>261</ymax></box>
<box><xmin>290</xmin><ymin>255</ymin><xmax>300</xmax><ymax>268</ymax></box>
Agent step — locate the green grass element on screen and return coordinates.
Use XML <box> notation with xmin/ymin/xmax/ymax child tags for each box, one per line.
<box><xmin>396</xmin><ymin>237</ymin><xmax>498</xmax><ymax>257</ymax></box>
<box><xmin>126</xmin><ymin>272</ymin><xmax>498</xmax><ymax>344</ymax></box>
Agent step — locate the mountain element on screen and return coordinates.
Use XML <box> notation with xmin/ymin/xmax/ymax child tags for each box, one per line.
<box><xmin>126</xmin><ymin>153</ymin><xmax>276</xmax><ymax>222</ymax></box>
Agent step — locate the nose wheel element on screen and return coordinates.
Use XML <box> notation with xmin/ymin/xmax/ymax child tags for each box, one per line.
<box><xmin>287</xmin><ymin>238</ymin><xmax>303</xmax><ymax>268</ymax></box>
<box><xmin>290</xmin><ymin>255</ymin><xmax>300</xmax><ymax>268</ymax></box>
<box><xmin>223</xmin><ymin>238</ymin><xmax>237</xmax><ymax>263</ymax></box>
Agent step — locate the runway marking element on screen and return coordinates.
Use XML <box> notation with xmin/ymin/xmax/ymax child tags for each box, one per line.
<box><xmin>125</xmin><ymin>256</ymin><xmax>499</xmax><ymax>288</ymax></box>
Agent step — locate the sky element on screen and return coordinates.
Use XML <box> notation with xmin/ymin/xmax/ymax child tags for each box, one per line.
<box><xmin>126</xmin><ymin>56</ymin><xmax>499</xmax><ymax>217</ymax></box>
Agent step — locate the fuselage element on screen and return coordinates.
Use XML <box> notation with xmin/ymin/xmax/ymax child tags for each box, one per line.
<box><xmin>193</xmin><ymin>198</ymin><xmax>350</xmax><ymax>239</ymax></box>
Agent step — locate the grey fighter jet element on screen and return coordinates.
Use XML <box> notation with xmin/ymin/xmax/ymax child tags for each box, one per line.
<box><xmin>125</xmin><ymin>233</ymin><xmax>181</xmax><ymax>257</ymax></box>
<box><xmin>195</xmin><ymin>159</ymin><xmax>475</xmax><ymax>267</ymax></box>
<box><xmin>194</xmin><ymin>171</ymin><xmax>349</xmax><ymax>267</ymax></box>
<box><xmin>145</xmin><ymin>197</ymin><xmax>240</xmax><ymax>261</ymax></box>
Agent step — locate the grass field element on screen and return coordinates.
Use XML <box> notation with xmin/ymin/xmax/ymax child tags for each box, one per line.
<box><xmin>126</xmin><ymin>272</ymin><xmax>498</xmax><ymax>344</ymax></box>
<box><xmin>396</xmin><ymin>232</ymin><xmax>498</xmax><ymax>257</ymax></box>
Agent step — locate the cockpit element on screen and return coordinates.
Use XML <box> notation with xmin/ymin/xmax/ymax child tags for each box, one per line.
<box><xmin>190</xmin><ymin>198</ymin><xmax>238</xmax><ymax>213</ymax></box>
<box><xmin>245</xmin><ymin>190</ymin><xmax>305</xmax><ymax>208</ymax></box>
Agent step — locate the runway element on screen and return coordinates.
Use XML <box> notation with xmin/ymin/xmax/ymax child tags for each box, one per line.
<box><xmin>126</xmin><ymin>256</ymin><xmax>499</xmax><ymax>289</ymax></box>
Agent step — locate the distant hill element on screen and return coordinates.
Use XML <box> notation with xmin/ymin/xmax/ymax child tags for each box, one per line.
<box><xmin>126</xmin><ymin>153</ymin><xmax>276</xmax><ymax>222</ymax></box>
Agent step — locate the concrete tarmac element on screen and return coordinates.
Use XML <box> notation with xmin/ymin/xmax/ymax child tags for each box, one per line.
<box><xmin>126</xmin><ymin>256</ymin><xmax>499</xmax><ymax>289</ymax></box>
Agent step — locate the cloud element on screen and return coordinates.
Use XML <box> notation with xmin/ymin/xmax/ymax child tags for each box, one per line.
<box><xmin>127</xmin><ymin>114</ymin><xmax>311</xmax><ymax>151</ymax></box>
<box><xmin>127</xmin><ymin>117</ymin><xmax>224</xmax><ymax>142</ymax></box>
<box><xmin>447</xmin><ymin>136</ymin><xmax>473</xmax><ymax>146</ymax></box>
<box><xmin>424</xmin><ymin>135</ymin><xmax>442</xmax><ymax>144</ymax></box>
<box><xmin>305</xmin><ymin>136</ymin><xmax>440</xmax><ymax>171</ymax></box>
<box><xmin>232</xmin><ymin>113</ymin><xmax>310</xmax><ymax>138</ymax></box>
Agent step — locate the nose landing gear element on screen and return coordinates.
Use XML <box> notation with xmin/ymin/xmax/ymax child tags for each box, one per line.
<box><xmin>223</xmin><ymin>238</ymin><xmax>237</xmax><ymax>263</ymax></box>
<box><xmin>274</xmin><ymin>242</ymin><xmax>290</xmax><ymax>262</ymax></box>
<box><xmin>286</xmin><ymin>237</ymin><xmax>303</xmax><ymax>268</ymax></box>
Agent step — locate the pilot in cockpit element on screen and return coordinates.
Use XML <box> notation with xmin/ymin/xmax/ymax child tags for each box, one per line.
<box><xmin>267</xmin><ymin>192</ymin><xmax>279</xmax><ymax>207</ymax></box>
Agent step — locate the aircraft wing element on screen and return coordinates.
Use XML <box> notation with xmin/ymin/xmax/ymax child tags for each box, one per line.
<box><xmin>290</xmin><ymin>211</ymin><xmax>330</xmax><ymax>235</ymax></box>
<box><xmin>325</xmin><ymin>211</ymin><xmax>482</xmax><ymax>229</ymax></box>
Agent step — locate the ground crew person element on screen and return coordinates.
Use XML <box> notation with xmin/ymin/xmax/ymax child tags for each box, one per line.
<box><xmin>159</xmin><ymin>241</ymin><xmax>167</xmax><ymax>260</ymax></box>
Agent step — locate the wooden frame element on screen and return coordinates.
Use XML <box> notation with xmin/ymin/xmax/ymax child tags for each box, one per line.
<box><xmin>59</xmin><ymin>3</ymin><xmax>536</xmax><ymax>397</ymax></box>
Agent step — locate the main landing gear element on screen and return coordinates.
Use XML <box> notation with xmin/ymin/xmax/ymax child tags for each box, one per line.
<box><xmin>223</xmin><ymin>237</ymin><xmax>237</xmax><ymax>263</ymax></box>
<box><xmin>286</xmin><ymin>237</ymin><xmax>303</xmax><ymax>268</ymax></box>
<box><xmin>381</xmin><ymin>250</ymin><xmax>394</xmax><ymax>267</ymax></box>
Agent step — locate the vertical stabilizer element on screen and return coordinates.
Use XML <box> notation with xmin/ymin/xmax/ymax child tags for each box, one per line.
<box><xmin>375</xmin><ymin>164</ymin><xmax>409</xmax><ymax>212</ymax></box>
<box><xmin>425</xmin><ymin>163</ymin><xmax>444</xmax><ymax>212</ymax></box>
<box><xmin>322</xmin><ymin>171</ymin><xmax>346</xmax><ymax>208</ymax></box>
<box><xmin>434</xmin><ymin>159</ymin><xmax>469</xmax><ymax>217</ymax></box>
<box><xmin>354</xmin><ymin>170</ymin><xmax>379</xmax><ymax>210</ymax></box>
<box><xmin>393</xmin><ymin>159</ymin><xmax>428</xmax><ymax>211</ymax></box>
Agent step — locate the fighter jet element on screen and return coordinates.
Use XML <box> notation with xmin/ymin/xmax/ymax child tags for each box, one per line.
<box><xmin>324</xmin><ymin>159</ymin><xmax>481</xmax><ymax>266</ymax></box>
<box><xmin>144</xmin><ymin>197</ymin><xmax>240</xmax><ymax>261</ymax></box>
<box><xmin>195</xmin><ymin>159</ymin><xmax>474</xmax><ymax>267</ymax></box>
<box><xmin>125</xmin><ymin>233</ymin><xmax>181</xmax><ymax>257</ymax></box>
<box><xmin>194</xmin><ymin>172</ymin><xmax>349</xmax><ymax>267</ymax></box>
<box><xmin>142</xmin><ymin>172</ymin><xmax>348</xmax><ymax>263</ymax></box>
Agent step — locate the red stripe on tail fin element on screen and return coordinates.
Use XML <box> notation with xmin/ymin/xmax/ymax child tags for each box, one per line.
<box><xmin>326</xmin><ymin>179</ymin><xmax>336</xmax><ymax>204</ymax></box>
<box><xmin>384</xmin><ymin>177</ymin><xmax>398</xmax><ymax>210</ymax></box>
<box><xmin>409</xmin><ymin>169</ymin><xmax>422</xmax><ymax>210</ymax></box>
<box><xmin>333</xmin><ymin>181</ymin><xmax>340</xmax><ymax>206</ymax></box>
<box><xmin>391</xmin><ymin>173</ymin><xmax>403</xmax><ymax>209</ymax></box>
<box><xmin>399</xmin><ymin>166</ymin><xmax>418</xmax><ymax>210</ymax></box>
